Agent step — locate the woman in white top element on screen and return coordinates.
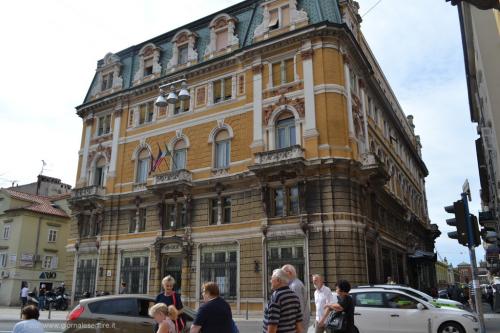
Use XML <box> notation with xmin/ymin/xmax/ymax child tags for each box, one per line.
<box><xmin>149</xmin><ymin>302</ymin><xmax>179</xmax><ymax>333</ymax></box>
<box><xmin>13</xmin><ymin>305</ymin><xmax>44</xmax><ymax>333</ymax></box>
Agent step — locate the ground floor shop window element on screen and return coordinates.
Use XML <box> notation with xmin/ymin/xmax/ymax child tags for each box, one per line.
<box><xmin>200</xmin><ymin>245</ymin><xmax>237</xmax><ymax>299</ymax></box>
<box><xmin>121</xmin><ymin>253</ymin><xmax>149</xmax><ymax>294</ymax></box>
<box><xmin>75</xmin><ymin>257</ymin><xmax>97</xmax><ymax>299</ymax></box>
<box><xmin>267</xmin><ymin>239</ymin><xmax>305</xmax><ymax>290</ymax></box>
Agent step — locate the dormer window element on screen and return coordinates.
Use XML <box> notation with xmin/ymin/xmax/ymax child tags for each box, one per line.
<box><xmin>254</xmin><ymin>0</ymin><xmax>308</xmax><ymax>40</ymax></box>
<box><xmin>133</xmin><ymin>43</ymin><xmax>162</xmax><ymax>84</ymax></box>
<box><xmin>178</xmin><ymin>44</ymin><xmax>189</xmax><ymax>65</ymax></box>
<box><xmin>101</xmin><ymin>72</ymin><xmax>113</xmax><ymax>91</ymax></box>
<box><xmin>167</xmin><ymin>29</ymin><xmax>198</xmax><ymax>72</ymax></box>
<box><xmin>204</xmin><ymin>14</ymin><xmax>239</xmax><ymax>59</ymax></box>
<box><xmin>144</xmin><ymin>58</ymin><xmax>154</xmax><ymax>76</ymax></box>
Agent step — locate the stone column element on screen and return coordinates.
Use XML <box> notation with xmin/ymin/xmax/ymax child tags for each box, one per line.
<box><xmin>108</xmin><ymin>107</ymin><xmax>123</xmax><ymax>177</ymax></box>
<box><xmin>301</xmin><ymin>46</ymin><xmax>318</xmax><ymax>138</ymax></box>
<box><xmin>343</xmin><ymin>58</ymin><xmax>355</xmax><ymax>138</ymax></box>
<box><xmin>251</xmin><ymin>59</ymin><xmax>264</xmax><ymax>151</ymax></box>
<box><xmin>79</xmin><ymin>117</ymin><xmax>94</xmax><ymax>184</ymax></box>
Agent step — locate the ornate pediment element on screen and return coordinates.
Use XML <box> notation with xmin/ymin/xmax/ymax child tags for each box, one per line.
<box><xmin>263</xmin><ymin>95</ymin><xmax>305</xmax><ymax>124</ymax></box>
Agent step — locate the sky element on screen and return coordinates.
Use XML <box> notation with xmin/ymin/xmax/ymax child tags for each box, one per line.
<box><xmin>0</xmin><ymin>0</ymin><xmax>483</xmax><ymax>266</ymax></box>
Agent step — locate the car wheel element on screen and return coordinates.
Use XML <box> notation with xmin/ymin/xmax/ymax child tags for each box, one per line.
<box><xmin>438</xmin><ymin>321</ymin><xmax>465</xmax><ymax>333</ymax></box>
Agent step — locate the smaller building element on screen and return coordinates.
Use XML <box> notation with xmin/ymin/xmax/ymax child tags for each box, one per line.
<box><xmin>0</xmin><ymin>179</ymin><xmax>71</xmax><ymax>306</ymax></box>
<box><xmin>435</xmin><ymin>258</ymin><xmax>454</xmax><ymax>289</ymax></box>
<box><xmin>457</xmin><ymin>262</ymin><xmax>473</xmax><ymax>284</ymax></box>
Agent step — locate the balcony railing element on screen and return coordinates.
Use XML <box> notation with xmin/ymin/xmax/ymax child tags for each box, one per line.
<box><xmin>153</xmin><ymin>169</ymin><xmax>192</xmax><ymax>185</ymax></box>
<box><xmin>254</xmin><ymin>145</ymin><xmax>304</xmax><ymax>165</ymax></box>
<box><xmin>71</xmin><ymin>185</ymin><xmax>105</xmax><ymax>199</ymax></box>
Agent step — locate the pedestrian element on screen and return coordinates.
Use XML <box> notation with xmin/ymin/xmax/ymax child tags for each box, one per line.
<box><xmin>323</xmin><ymin>280</ymin><xmax>355</xmax><ymax>333</ymax></box>
<box><xmin>119</xmin><ymin>282</ymin><xmax>128</xmax><ymax>294</ymax></box>
<box><xmin>20</xmin><ymin>283</ymin><xmax>29</xmax><ymax>307</ymax></box>
<box><xmin>486</xmin><ymin>285</ymin><xmax>494</xmax><ymax>311</ymax></box>
<box><xmin>263</xmin><ymin>268</ymin><xmax>303</xmax><ymax>333</ymax></box>
<box><xmin>149</xmin><ymin>303</ymin><xmax>178</xmax><ymax>333</ymax></box>
<box><xmin>190</xmin><ymin>282</ymin><xmax>233</xmax><ymax>333</ymax></box>
<box><xmin>156</xmin><ymin>276</ymin><xmax>185</xmax><ymax>332</ymax></box>
<box><xmin>39</xmin><ymin>284</ymin><xmax>46</xmax><ymax>311</ymax></box>
<box><xmin>13</xmin><ymin>305</ymin><xmax>45</xmax><ymax>333</ymax></box>
<box><xmin>312</xmin><ymin>274</ymin><xmax>335</xmax><ymax>333</ymax></box>
<box><xmin>282</xmin><ymin>264</ymin><xmax>310</xmax><ymax>330</ymax></box>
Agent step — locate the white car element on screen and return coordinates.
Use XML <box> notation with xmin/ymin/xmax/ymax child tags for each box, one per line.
<box><xmin>358</xmin><ymin>284</ymin><xmax>466</xmax><ymax>310</ymax></box>
<box><xmin>347</xmin><ymin>288</ymin><xmax>479</xmax><ymax>333</ymax></box>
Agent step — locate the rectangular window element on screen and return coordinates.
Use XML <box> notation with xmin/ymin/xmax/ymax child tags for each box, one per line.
<box><xmin>269</xmin><ymin>9</ymin><xmax>279</xmax><ymax>30</ymax></box>
<box><xmin>0</xmin><ymin>253</ymin><xmax>7</xmax><ymax>268</ymax></box>
<box><xmin>276</xmin><ymin>117</ymin><xmax>296</xmax><ymax>149</ymax></box>
<box><xmin>94</xmin><ymin>166</ymin><xmax>105</xmax><ymax>187</ymax></box>
<box><xmin>128</xmin><ymin>211</ymin><xmax>136</xmax><ymax>233</ymax></box>
<box><xmin>272</xmin><ymin>59</ymin><xmax>294</xmax><ymax>87</ymax></box>
<box><xmin>120</xmin><ymin>255</ymin><xmax>149</xmax><ymax>294</ymax></box>
<box><xmin>288</xmin><ymin>186</ymin><xmax>299</xmax><ymax>215</ymax></box>
<box><xmin>215</xmin><ymin>140</ymin><xmax>230</xmax><ymax>169</ymax></box>
<box><xmin>178</xmin><ymin>44</ymin><xmax>188</xmax><ymax>65</ymax></box>
<box><xmin>200</xmin><ymin>248</ymin><xmax>237</xmax><ymax>299</ymax></box>
<box><xmin>144</xmin><ymin>58</ymin><xmax>153</xmax><ymax>77</ymax></box>
<box><xmin>48</xmin><ymin>229</ymin><xmax>57</xmax><ymax>243</ymax></box>
<box><xmin>97</xmin><ymin>114</ymin><xmax>111</xmax><ymax>136</ymax></box>
<box><xmin>138</xmin><ymin>102</ymin><xmax>154</xmax><ymax>125</ymax></box>
<box><xmin>267</xmin><ymin>240</ymin><xmax>305</xmax><ymax>296</ymax></box>
<box><xmin>3</xmin><ymin>225</ymin><xmax>10</xmax><ymax>240</ymax></box>
<box><xmin>210</xmin><ymin>198</ymin><xmax>219</xmax><ymax>225</ymax></box>
<box><xmin>166</xmin><ymin>204</ymin><xmax>177</xmax><ymax>229</ymax></box>
<box><xmin>273</xmin><ymin>188</ymin><xmax>284</xmax><ymax>217</ymax></box>
<box><xmin>165</xmin><ymin>203</ymin><xmax>186</xmax><ymax>229</ymax></box>
<box><xmin>174</xmin><ymin>97</ymin><xmax>190</xmax><ymax>115</ymax></box>
<box><xmin>138</xmin><ymin>208</ymin><xmax>146</xmax><ymax>232</ymax></box>
<box><xmin>213</xmin><ymin>77</ymin><xmax>232</xmax><ymax>104</ymax></box>
<box><xmin>172</xmin><ymin>149</ymin><xmax>186</xmax><ymax>170</ymax></box>
<box><xmin>74</xmin><ymin>258</ymin><xmax>97</xmax><ymax>298</ymax></box>
<box><xmin>216</xmin><ymin>29</ymin><xmax>228</xmax><ymax>51</ymax></box>
<box><xmin>101</xmin><ymin>73</ymin><xmax>113</xmax><ymax>91</ymax></box>
<box><xmin>222</xmin><ymin>197</ymin><xmax>231</xmax><ymax>224</ymax></box>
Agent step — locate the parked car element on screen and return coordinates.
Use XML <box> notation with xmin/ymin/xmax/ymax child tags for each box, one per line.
<box><xmin>357</xmin><ymin>284</ymin><xmax>466</xmax><ymax>310</ymax></box>
<box><xmin>63</xmin><ymin>294</ymin><xmax>195</xmax><ymax>333</ymax></box>
<box><xmin>349</xmin><ymin>287</ymin><xmax>479</xmax><ymax>333</ymax></box>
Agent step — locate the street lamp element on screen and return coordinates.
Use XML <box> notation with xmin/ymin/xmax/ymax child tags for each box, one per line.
<box><xmin>155</xmin><ymin>79</ymin><xmax>190</xmax><ymax>107</ymax></box>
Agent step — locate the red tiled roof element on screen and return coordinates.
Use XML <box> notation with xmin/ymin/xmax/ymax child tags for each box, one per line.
<box><xmin>3</xmin><ymin>189</ymin><xmax>69</xmax><ymax>218</ymax></box>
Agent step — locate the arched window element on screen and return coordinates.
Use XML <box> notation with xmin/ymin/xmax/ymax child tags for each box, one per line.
<box><xmin>172</xmin><ymin>139</ymin><xmax>187</xmax><ymax>170</ymax></box>
<box><xmin>214</xmin><ymin>130</ymin><xmax>231</xmax><ymax>169</ymax></box>
<box><xmin>94</xmin><ymin>157</ymin><xmax>106</xmax><ymax>187</ymax></box>
<box><xmin>275</xmin><ymin>113</ymin><xmax>296</xmax><ymax>149</ymax></box>
<box><xmin>136</xmin><ymin>149</ymin><xmax>150</xmax><ymax>184</ymax></box>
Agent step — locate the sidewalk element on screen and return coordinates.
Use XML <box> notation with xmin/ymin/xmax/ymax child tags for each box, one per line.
<box><xmin>0</xmin><ymin>307</ymin><xmax>68</xmax><ymax>321</ymax></box>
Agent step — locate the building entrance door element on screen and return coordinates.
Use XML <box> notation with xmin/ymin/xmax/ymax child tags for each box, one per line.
<box><xmin>161</xmin><ymin>256</ymin><xmax>183</xmax><ymax>293</ymax></box>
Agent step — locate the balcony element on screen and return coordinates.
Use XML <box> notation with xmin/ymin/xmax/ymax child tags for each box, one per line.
<box><xmin>250</xmin><ymin>145</ymin><xmax>306</xmax><ymax>176</ymax></box>
<box><xmin>71</xmin><ymin>185</ymin><xmax>105</xmax><ymax>200</ymax></box>
<box><xmin>152</xmin><ymin>169</ymin><xmax>192</xmax><ymax>186</ymax></box>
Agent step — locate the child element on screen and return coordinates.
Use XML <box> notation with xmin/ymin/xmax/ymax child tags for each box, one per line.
<box><xmin>149</xmin><ymin>303</ymin><xmax>179</xmax><ymax>333</ymax></box>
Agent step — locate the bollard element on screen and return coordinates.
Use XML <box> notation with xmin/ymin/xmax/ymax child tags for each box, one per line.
<box><xmin>48</xmin><ymin>303</ymin><xmax>52</xmax><ymax>320</ymax></box>
<box><xmin>246</xmin><ymin>300</ymin><xmax>249</xmax><ymax>320</ymax></box>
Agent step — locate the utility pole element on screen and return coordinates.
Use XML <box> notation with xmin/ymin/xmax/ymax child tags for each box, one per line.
<box><xmin>462</xmin><ymin>180</ymin><xmax>486</xmax><ymax>333</ymax></box>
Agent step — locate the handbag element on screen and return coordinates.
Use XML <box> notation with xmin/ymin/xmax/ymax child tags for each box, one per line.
<box><xmin>326</xmin><ymin>310</ymin><xmax>347</xmax><ymax>332</ymax></box>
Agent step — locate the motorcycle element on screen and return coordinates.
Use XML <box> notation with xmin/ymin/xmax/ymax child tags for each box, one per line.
<box><xmin>45</xmin><ymin>291</ymin><xmax>69</xmax><ymax>311</ymax></box>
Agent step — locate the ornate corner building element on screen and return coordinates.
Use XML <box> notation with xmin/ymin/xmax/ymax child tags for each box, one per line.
<box><xmin>68</xmin><ymin>0</ymin><xmax>439</xmax><ymax>311</ymax></box>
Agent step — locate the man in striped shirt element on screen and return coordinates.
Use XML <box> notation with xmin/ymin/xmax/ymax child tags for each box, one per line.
<box><xmin>263</xmin><ymin>268</ymin><xmax>304</xmax><ymax>333</ymax></box>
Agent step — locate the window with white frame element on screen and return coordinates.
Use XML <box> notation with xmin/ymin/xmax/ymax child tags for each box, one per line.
<box><xmin>275</xmin><ymin>116</ymin><xmax>296</xmax><ymax>149</ymax></box>
<box><xmin>209</xmin><ymin>197</ymin><xmax>231</xmax><ymax>225</ymax></box>
<box><xmin>0</xmin><ymin>252</ymin><xmax>7</xmax><ymax>268</ymax></box>
<box><xmin>272</xmin><ymin>58</ymin><xmax>294</xmax><ymax>87</ymax></box>
<box><xmin>138</xmin><ymin>101</ymin><xmax>155</xmax><ymax>125</ymax></box>
<box><xmin>97</xmin><ymin>114</ymin><xmax>111</xmax><ymax>136</ymax></box>
<box><xmin>214</xmin><ymin>130</ymin><xmax>230</xmax><ymax>169</ymax></box>
<box><xmin>101</xmin><ymin>72</ymin><xmax>114</xmax><ymax>91</ymax></box>
<box><xmin>269</xmin><ymin>4</ymin><xmax>290</xmax><ymax>30</ymax></box>
<box><xmin>2</xmin><ymin>224</ymin><xmax>10</xmax><ymax>240</ymax></box>
<box><xmin>94</xmin><ymin>157</ymin><xmax>106</xmax><ymax>187</ymax></box>
<box><xmin>136</xmin><ymin>149</ymin><xmax>150</xmax><ymax>184</ymax></box>
<box><xmin>172</xmin><ymin>140</ymin><xmax>187</xmax><ymax>170</ymax></box>
<box><xmin>48</xmin><ymin>229</ymin><xmax>57</xmax><ymax>243</ymax></box>
<box><xmin>213</xmin><ymin>77</ymin><xmax>233</xmax><ymax>104</ymax></box>
<box><xmin>200</xmin><ymin>245</ymin><xmax>237</xmax><ymax>299</ymax></box>
<box><xmin>42</xmin><ymin>255</ymin><xmax>58</xmax><ymax>269</ymax></box>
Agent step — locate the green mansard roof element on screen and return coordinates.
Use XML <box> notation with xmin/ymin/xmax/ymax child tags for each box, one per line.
<box><xmin>82</xmin><ymin>0</ymin><xmax>342</xmax><ymax>104</ymax></box>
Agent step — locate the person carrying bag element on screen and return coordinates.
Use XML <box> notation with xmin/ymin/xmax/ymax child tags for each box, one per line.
<box><xmin>323</xmin><ymin>280</ymin><xmax>355</xmax><ymax>333</ymax></box>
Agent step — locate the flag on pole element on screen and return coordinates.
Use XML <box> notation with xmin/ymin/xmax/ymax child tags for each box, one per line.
<box><xmin>152</xmin><ymin>143</ymin><xmax>168</xmax><ymax>172</ymax></box>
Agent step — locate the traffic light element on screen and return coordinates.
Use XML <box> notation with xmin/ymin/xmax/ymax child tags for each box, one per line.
<box><xmin>479</xmin><ymin>211</ymin><xmax>499</xmax><ymax>244</ymax></box>
<box><xmin>445</xmin><ymin>200</ymin><xmax>468</xmax><ymax>246</ymax></box>
<box><xmin>470</xmin><ymin>214</ymin><xmax>482</xmax><ymax>247</ymax></box>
